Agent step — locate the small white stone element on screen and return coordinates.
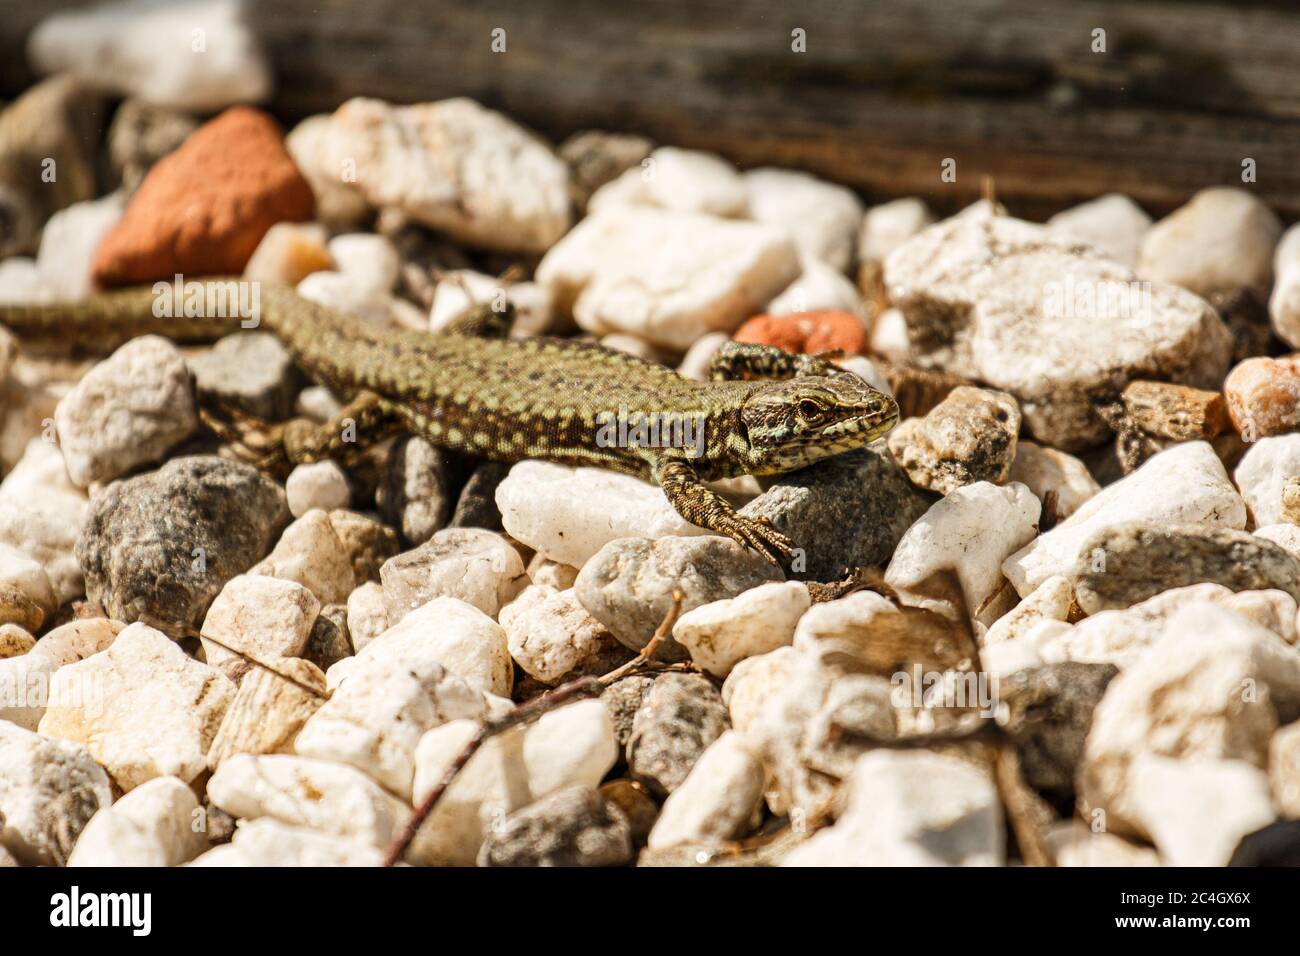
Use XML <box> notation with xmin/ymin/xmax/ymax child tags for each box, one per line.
<box><xmin>1268</xmin><ymin>223</ymin><xmax>1300</xmax><ymax>348</ymax></box>
<box><xmin>67</xmin><ymin>775</ymin><xmax>205</xmax><ymax>867</ymax></box>
<box><xmin>0</xmin><ymin>542</ymin><xmax>56</xmax><ymax>614</ymax></box>
<box><xmin>1270</xmin><ymin>721</ymin><xmax>1300</xmax><ymax>818</ymax></box>
<box><xmin>497</xmin><ymin>460</ymin><xmax>707</xmax><ymax>567</ymax></box>
<box><xmin>1131</xmin><ymin>755</ymin><xmax>1275</xmax><ymax>866</ymax></box>
<box><xmin>250</xmin><ymin>508</ymin><xmax>357</xmax><ymax>606</ymax></box>
<box><xmin>294</xmin><ymin>385</ymin><xmax>344</xmax><ymax>422</ymax></box>
<box><xmin>38</xmin><ymin>622</ymin><xmax>236</xmax><ymax>791</ymax></box>
<box><xmin>285</xmin><ymin>461</ymin><xmax>351</xmax><ymax>517</ymax></box>
<box><xmin>199</xmin><ymin>574</ymin><xmax>321</xmax><ymax>681</ymax></box>
<box><xmin>744</xmin><ymin>167</ymin><xmax>863</xmax><ymax>271</ymax></box>
<box><xmin>208</xmin><ymin>754</ymin><xmax>411</xmax><ymax>849</ymax></box>
<box><xmin>1003</xmin><ymin>442</ymin><xmax>1246</xmax><ymax>597</ymax></box>
<box><xmin>1235</xmin><ymin>433</ymin><xmax>1300</xmax><ymax>528</ymax></box>
<box><xmin>293</xmin><ymin>633</ymin><xmax>505</xmax><ymax>800</ymax></box>
<box><xmin>869</xmin><ymin>307</ymin><xmax>912</xmax><ymax>362</ymax></box>
<box><xmin>0</xmin><ymin>258</ymin><xmax>48</xmax><ymax>305</ymax></box>
<box><xmin>409</xmin><ymin>699</ymin><xmax>617</xmax><ymax>865</ymax></box>
<box><xmin>27</xmin><ymin>0</ymin><xmax>272</xmax><ymax>111</ymax></box>
<box><xmin>722</xmin><ymin>645</ymin><xmax>797</xmax><ymax>736</ymax></box>
<box><xmin>327</xmin><ymin>233</ymin><xmax>400</xmax><ymax>298</ymax></box>
<box><xmin>297</xmin><ymin>270</ymin><xmax>415</xmax><ymax>330</ymax></box>
<box><xmin>984</xmin><ymin>575</ymin><xmax>1074</xmax><ymax>647</ymax></box>
<box><xmin>0</xmin><ymin>618</ymin><xmax>124</xmax><ymax>729</ymax></box>
<box><xmin>0</xmin><ymin>439</ymin><xmax>89</xmax><ymax>605</ymax></box>
<box><xmin>1080</xmin><ymin>601</ymin><xmax>1300</xmax><ymax>837</ymax></box>
<box><xmin>885</xmin><ymin>481</ymin><xmax>1040</xmax><ymax>623</ymax></box>
<box><xmin>0</xmin><ymin>721</ymin><xmax>112</xmax><ymax>866</ymax></box>
<box><xmin>300</xmin><ymin>97</ymin><xmax>572</xmax><ymax>254</ymax></box>
<box><xmin>285</xmin><ymin>115</ymin><xmax>372</xmax><ymax>227</ymax></box>
<box><xmin>588</xmin><ymin>147</ymin><xmax>747</xmax><ymax>219</ymax></box>
<box><xmin>206</xmin><ymin>658</ymin><xmax>325</xmax><ymax>768</ymax></box>
<box><xmin>781</xmin><ymin>750</ymin><xmax>1003</xmax><ymax>866</ymax></box>
<box><xmin>36</xmin><ymin>193</ymin><xmax>126</xmax><ymax>300</ymax></box>
<box><xmin>242</xmin><ymin>222</ymin><xmax>332</xmax><ymax>286</ymax></box>
<box><xmin>429</xmin><ymin>269</ymin><xmax>556</xmax><ymax>336</ymax></box>
<box><xmin>499</xmin><ymin>584</ymin><xmax>620</xmax><ymax>684</ymax></box>
<box><xmin>1046</xmin><ymin>193</ymin><xmax>1151</xmax><ymax>269</ymax></box>
<box><xmin>1045</xmin><ymin>821</ymin><xmax>1160</xmax><ymax>867</ymax></box>
<box><xmin>1138</xmin><ymin>186</ymin><xmax>1282</xmax><ymax>296</ymax></box>
<box><xmin>765</xmin><ymin>258</ymin><xmax>868</xmax><ymax>321</ymax></box>
<box><xmin>858</xmin><ymin>198</ymin><xmax>934</xmax><ymax>266</ymax></box>
<box><xmin>54</xmin><ymin>335</ymin><xmax>198</xmax><ymax>487</ymax></box>
<box><xmin>345</xmin><ymin>581</ymin><xmax>389</xmax><ymax>652</ymax></box>
<box><xmin>536</xmin><ymin>207</ymin><xmax>800</xmax><ymax>351</ymax></box>
<box><xmin>34</xmin><ymin>617</ymin><xmax>124</xmax><ymax>669</ymax></box>
<box><xmin>380</xmin><ymin>527</ymin><xmax>526</xmax><ymax>623</ymax></box>
<box><xmin>361</xmin><ymin>596</ymin><xmax>512</xmax><ymax>697</ymax></box>
<box><xmin>1008</xmin><ymin>440</ymin><xmax>1100</xmax><ymax>522</ymax></box>
<box><xmin>1047</xmin><ymin>584</ymin><xmax>1297</xmax><ymax>668</ymax></box>
<box><xmin>192</xmin><ymin>818</ymin><xmax>383</xmax><ymax>867</ymax></box>
<box><xmin>672</xmin><ymin>581</ymin><xmax>811</xmax><ymax>678</ymax></box>
<box><xmin>648</xmin><ymin>731</ymin><xmax>765</xmax><ymax>849</ymax></box>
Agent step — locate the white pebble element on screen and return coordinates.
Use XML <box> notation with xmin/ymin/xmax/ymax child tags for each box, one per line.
<box><xmin>672</xmin><ymin>581</ymin><xmax>810</xmax><ymax>678</ymax></box>
<box><xmin>285</xmin><ymin>461</ymin><xmax>351</xmax><ymax>517</ymax></box>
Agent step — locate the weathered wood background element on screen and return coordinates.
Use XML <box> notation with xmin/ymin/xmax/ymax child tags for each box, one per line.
<box><xmin>4</xmin><ymin>0</ymin><xmax>1300</xmax><ymax>219</ymax></box>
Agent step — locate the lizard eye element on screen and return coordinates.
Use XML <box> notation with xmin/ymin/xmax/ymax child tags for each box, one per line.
<box><xmin>798</xmin><ymin>399</ymin><xmax>822</xmax><ymax>420</ymax></box>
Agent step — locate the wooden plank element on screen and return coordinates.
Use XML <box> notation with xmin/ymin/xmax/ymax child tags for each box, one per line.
<box><xmin>5</xmin><ymin>0</ymin><xmax>1300</xmax><ymax>218</ymax></box>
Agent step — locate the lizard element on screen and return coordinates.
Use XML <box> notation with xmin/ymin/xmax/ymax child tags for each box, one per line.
<box><xmin>0</xmin><ymin>279</ymin><xmax>899</xmax><ymax>564</ymax></box>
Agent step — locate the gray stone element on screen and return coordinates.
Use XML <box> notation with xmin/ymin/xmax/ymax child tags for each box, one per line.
<box><xmin>189</xmin><ymin>332</ymin><xmax>302</xmax><ymax>421</ymax></box>
<box><xmin>627</xmin><ymin>673</ymin><xmax>729</xmax><ymax>797</ymax></box>
<box><xmin>1074</xmin><ymin>523</ymin><xmax>1300</xmax><ymax>614</ymax></box>
<box><xmin>476</xmin><ymin>785</ymin><xmax>634</xmax><ymax>867</ymax></box>
<box><xmin>76</xmin><ymin>456</ymin><xmax>291</xmax><ymax>636</ymax></box>
<box><xmin>0</xmin><ymin>76</ymin><xmax>103</xmax><ymax>257</ymax></box>
<box><xmin>739</xmin><ymin>445</ymin><xmax>933</xmax><ymax>581</ymax></box>
<box><xmin>887</xmin><ymin>386</ymin><xmax>1021</xmax><ymax>495</ymax></box>
<box><xmin>575</xmin><ymin>536</ymin><xmax>781</xmax><ymax>661</ymax></box>
<box><xmin>997</xmin><ymin>661</ymin><xmax>1119</xmax><ymax>799</ymax></box>
<box><xmin>449</xmin><ymin>460</ymin><xmax>510</xmax><ymax>530</ymax></box>
<box><xmin>0</xmin><ymin>721</ymin><xmax>112</xmax><ymax>866</ymax></box>
<box><xmin>559</xmin><ymin>130</ymin><xmax>655</xmax><ymax>209</ymax></box>
<box><xmin>305</xmin><ymin>603</ymin><xmax>352</xmax><ymax>672</ymax></box>
<box><xmin>107</xmin><ymin>98</ymin><xmax>197</xmax><ymax>192</ymax></box>
<box><xmin>601</xmin><ymin>675</ymin><xmax>656</xmax><ymax>749</ymax></box>
<box><xmin>376</xmin><ymin>436</ymin><xmax>456</xmax><ymax>545</ymax></box>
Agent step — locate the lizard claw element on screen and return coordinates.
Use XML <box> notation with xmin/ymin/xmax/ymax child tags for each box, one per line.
<box><xmin>718</xmin><ymin>514</ymin><xmax>796</xmax><ymax>564</ymax></box>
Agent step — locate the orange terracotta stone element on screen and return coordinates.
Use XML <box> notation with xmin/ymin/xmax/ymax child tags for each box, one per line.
<box><xmin>1224</xmin><ymin>355</ymin><xmax>1300</xmax><ymax>439</ymax></box>
<box><xmin>732</xmin><ymin>309</ymin><xmax>867</xmax><ymax>355</ymax></box>
<box><xmin>92</xmin><ymin>107</ymin><xmax>314</xmax><ymax>286</ymax></box>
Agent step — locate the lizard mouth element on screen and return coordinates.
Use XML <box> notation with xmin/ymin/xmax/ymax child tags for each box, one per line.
<box><xmin>823</xmin><ymin>408</ymin><xmax>899</xmax><ymax>445</ymax></box>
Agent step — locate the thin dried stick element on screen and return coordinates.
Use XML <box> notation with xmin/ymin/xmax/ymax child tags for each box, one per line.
<box><xmin>383</xmin><ymin>590</ymin><xmax>684</xmax><ymax>866</ymax></box>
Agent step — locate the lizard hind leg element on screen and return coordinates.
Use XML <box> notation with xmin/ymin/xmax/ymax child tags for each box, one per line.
<box><xmin>201</xmin><ymin>390</ymin><xmax>406</xmax><ymax>474</ymax></box>
<box><xmin>654</xmin><ymin>456</ymin><xmax>795</xmax><ymax>564</ymax></box>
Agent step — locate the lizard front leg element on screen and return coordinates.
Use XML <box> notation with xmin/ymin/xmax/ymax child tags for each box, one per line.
<box><xmin>709</xmin><ymin>341</ymin><xmax>851</xmax><ymax>382</ymax></box>
<box><xmin>654</xmin><ymin>456</ymin><xmax>795</xmax><ymax>564</ymax></box>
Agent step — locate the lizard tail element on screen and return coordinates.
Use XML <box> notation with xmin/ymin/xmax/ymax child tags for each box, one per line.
<box><xmin>0</xmin><ymin>278</ymin><xmax>263</xmax><ymax>345</ymax></box>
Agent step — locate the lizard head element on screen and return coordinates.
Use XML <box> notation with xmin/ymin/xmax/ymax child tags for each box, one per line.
<box><xmin>739</xmin><ymin>374</ymin><xmax>899</xmax><ymax>473</ymax></box>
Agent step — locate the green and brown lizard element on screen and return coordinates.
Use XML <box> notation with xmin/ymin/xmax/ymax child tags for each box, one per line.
<box><xmin>0</xmin><ymin>280</ymin><xmax>899</xmax><ymax>563</ymax></box>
